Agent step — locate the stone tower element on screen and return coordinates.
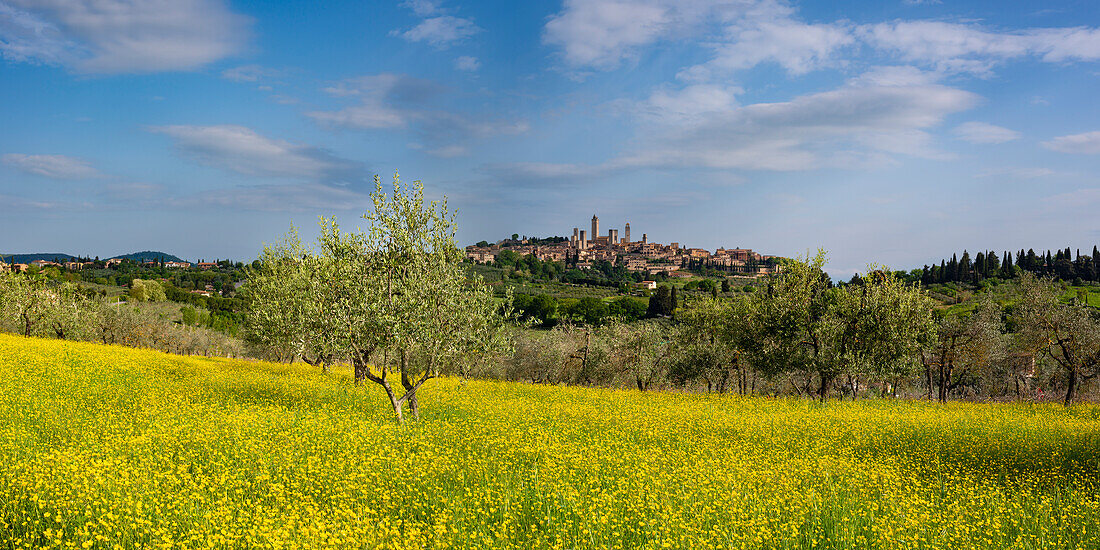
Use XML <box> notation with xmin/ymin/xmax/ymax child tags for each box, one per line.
<box><xmin>591</xmin><ymin>215</ymin><xmax>599</xmax><ymax>243</ymax></box>
<box><xmin>624</xmin><ymin>223</ymin><xmax>631</xmax><ymax>244</ymax></box>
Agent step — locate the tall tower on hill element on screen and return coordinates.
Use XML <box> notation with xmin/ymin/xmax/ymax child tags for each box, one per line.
<box><xmin>591</xmin><ymin>215</ymin><xmax>599</xmax><ymax>242</ymax></box>
<box><xmin>624</xmin><ymin>223</ymin><xmax>631</xmax><ymax>243</ymax></box>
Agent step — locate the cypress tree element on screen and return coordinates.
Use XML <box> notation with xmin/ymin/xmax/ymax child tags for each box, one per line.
<box><xmin>646</xmin><ymin>285</ymin><xmax>672</xmax><ymax>318</ymax></box>
<box><xmin>670</xmin><ymin>286</ymin><xmax>679</xmax><ymax>312</ymax></box>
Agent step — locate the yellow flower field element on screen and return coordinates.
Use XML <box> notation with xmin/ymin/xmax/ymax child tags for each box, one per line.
<box><xmin>0</xmin><ymin>333</ymin><xmax>1098</xmax><ymax>549</ymax></box>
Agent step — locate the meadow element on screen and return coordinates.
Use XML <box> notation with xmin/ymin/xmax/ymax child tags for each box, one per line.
<box><xmin>1</xmin><ymin>334</ymin><xmax>1098</xmax><ymax>549</ymax></box>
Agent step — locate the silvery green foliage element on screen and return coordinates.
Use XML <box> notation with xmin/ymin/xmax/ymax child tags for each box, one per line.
<box><xmin>924</xmin><ymin>294</ymin><xmax>1004</xmax><ymax>402</ymax></box>
<box><xmin>1016</xmin><ymin>273</ymin><xmax>1100</xmax><ymax>406</ymax></box>
<box><xmin>246</xmin><ymin>172</ymin><xmax>510</xmax><ymax>423</ymax></box>
<box><xmin>736</xmin><ymin>251</ymin><xmax>937</xmax><ymax>400</ymax></box>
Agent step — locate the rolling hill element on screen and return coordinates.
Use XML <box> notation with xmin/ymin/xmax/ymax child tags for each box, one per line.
<box><xmin>1</xmin><ymin>250</ymin><xmax>184</xmax><ymax>263</ymax></box>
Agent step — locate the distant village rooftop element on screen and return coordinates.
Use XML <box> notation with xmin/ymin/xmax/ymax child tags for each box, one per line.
<box><xmin>465</xmin><ymin>214</ymin><xmax>780</xmax><ymax>277</ymax></box>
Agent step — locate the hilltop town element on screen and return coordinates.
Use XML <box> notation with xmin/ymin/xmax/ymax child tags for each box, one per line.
<box><xmin>465</xmin><ymin>215</ymin><xmax>781</xmax><ymax>278</ymax></box>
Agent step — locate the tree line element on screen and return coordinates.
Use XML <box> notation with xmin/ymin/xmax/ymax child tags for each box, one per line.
<box><xmin>917</xmin><ymin>247</ymin><xmax>1100</xmax><ymax>285</ymax></box>
<box><xmin>502</xmin><ymin>253</ymin><xmax>1099</xmax><ymax>407</ymax></box>
<box><xmin>0</xmin><ymin>273</ymin><xmax>244</xmax><ymax>357</ymax></box>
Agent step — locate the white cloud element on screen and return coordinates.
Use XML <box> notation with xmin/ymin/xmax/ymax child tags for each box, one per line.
<box><xmin>859</xmin><ymin>21</ymin><xmax>1100</xmax><ymax>75</ymax></box>
<box><xmin>630</xmin><ymin>74</ymin><xmax>978</xmax><ymax>170</ymax></box>
<box><xmin>480</xmin><ymin>162</ymin><xmax>611</xmax><ymax>184</ymax></box>
<box><xmin>397</xmin><ymin>15</ymin><xmax>480</xmax><ymax>47</ymax></box>
<box><xmin>0</xmin><ymin>2</ymin><xmax>75</xmax><ymax>64</ymax></box>
<box><xmin>393</xmin><ymin>1</ymin><xmax>480</xmax><ymax>48</ymax></box>
<box><xmin>0</xmin><ymin>193</ymin><xmax>84</xmax><ymax>210</ymax></box>
<box><xmin>309</xmin><ymin>74</ymin><xmax>527</xmax><ymax>156</ymax></box>
<box><xmin>400</xmin><ymin>0</ymin><xmax>442</xmax><ymax>17</ymax></box>
<box><xmin>543</xmin><ymin>1</ymin><xmax>1100</xmax><ymax>78</ymax></box>
<box><xmin>221</xmin><ymin>65</ymin><xmax>282</xmax><ymax>83</ymax></box>
<box><xmin>491</xmin><ymin>70</ymin><xmax>978</xmax><ymax>182</ymax></box>
<box><xmin>543</xmin><ymin>0</ymin><xmax>679</xmax><ymax>69</ymax></box>
<box><xmin>974</xmin><ymin>167</ymin><xmax>1060</xmax><ymax>179</ymax></box>
<box><xmin>545</xmin><ymin>0</ymin><xmax>853</xmax><ymax>75</ymax></box>
<box><xmin>1</xmin><ymin>153</ymin><xmax>103</xmax><ymax>179</ymax></box>
<box><xmin>454</xmin><ymin>55</ymin><xmax>480</xmax><ymax>71</ymax></box>
<box><xmin>148</xmin><ymin>125</ymin><xmax>366</xmax><ymax>184</ymax></box>
<box><xmin>690</xmin><ymin>17</ymin><xmax>853</xmax><ymax>77</ymax></box>
<box><xmin>630</xmin><ymin>84</ymin><xmax>742</xmax><ymax>124</ymax></box>
<box><xmin>952</xmin><ymin>121</ymin><xmax>1021</xmax><ymax>144</ymax></box>
<box><xmin>849</xmin><ymin>65</ymin><xmax>941</xmax><ymax>87</ymax></box>
<box><xmin>0</xmin><ymin>0</ymin><xmax>250</xmax><ymax>73</ymax></box>
<box><xmin>1042</xmin><ymin>131</ymin><xmax>1100</xmax><ymax>154</ymax></box>
<box><xmin>309</xmin><ymin>73</ymin><xmax>440</xmax><ymax>129</ymax></box>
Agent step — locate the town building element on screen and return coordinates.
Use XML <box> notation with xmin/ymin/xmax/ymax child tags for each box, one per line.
<box><xmin>462</xmin><ymin>213</ymin><xmax>781</xmax><ymax>277</ymax></box>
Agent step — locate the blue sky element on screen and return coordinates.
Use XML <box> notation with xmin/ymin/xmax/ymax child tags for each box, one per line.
<box><xmin>2</xmin><ymin>0</ymin><xmax>1099</xmax><ymax>275</ymax></box>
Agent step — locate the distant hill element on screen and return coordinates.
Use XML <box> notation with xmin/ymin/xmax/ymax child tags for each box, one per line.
<box><xmin>0</xmin><ymin>253</ymin><xmax>77</xmax><ymax>263</ymax></box>
<box><xmin>1</xmin><ymin>251</ymin><xmax>184</xmax><ymax>264</ymax></box>
<box><xmin>108</xmin><ymin>251</ymin><xmax>185</xmax><ymax>263</ymax></box>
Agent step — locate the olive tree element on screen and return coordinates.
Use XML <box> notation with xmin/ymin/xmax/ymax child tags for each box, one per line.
<box><xmin>42</xmin><ymin>282</ymin><xmax>96</xmax><ymax>341</ymax></box>
<box><xmin>244</xmin><ymin>227</ymin><xmax>337</xmax><ymax>369</ymax></box>
<box><xmin>741</xmin><ymin>250</ymin><xmax>832</xmax><ymax>399</ymax></box>
<box><xmin>607</xmin><ymin>321</ymin><xmax>671</xmax><ymax>391</ymax></box>
<box><xmin>833</xmin><ymin>268</ymin><xmax>937</xmax><ymax>399</ymax></box>
<box><xmin>1016</xmin><ymin>273</ymin><xmax>1100</xmax><ymax>406</ymax></box>
<box><xmin>129</xmin><ymin>279</ymin><xmax>166</xmax><ymax>302</ymax></box>
<box><xmin>670</xmin><ymin>297</ymin><xmax>741</xmax><ymax>393</ymax></box>
<box><xmin>0</xmin><ymin>272</ymin><xmax>53</xmax><ymax>337</ymax></box>
<box><xmin>246</xmin><ymin>172</ymin><xmax>509</xmax><ymax>423</ymax></box>
<box><xmin>506</xmin><ymin>326</ymin><xmax>578</xmax><ymax>384</ymax></box>
<box><xmin>921</xmin><ymin>295</ymin><xmax>1003</xmax><ymax>402</ymax></box>
<box><xmin>743</xmin><ymin>252</ymin><xmax>936</xmax><ymax>401</ymax></box>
